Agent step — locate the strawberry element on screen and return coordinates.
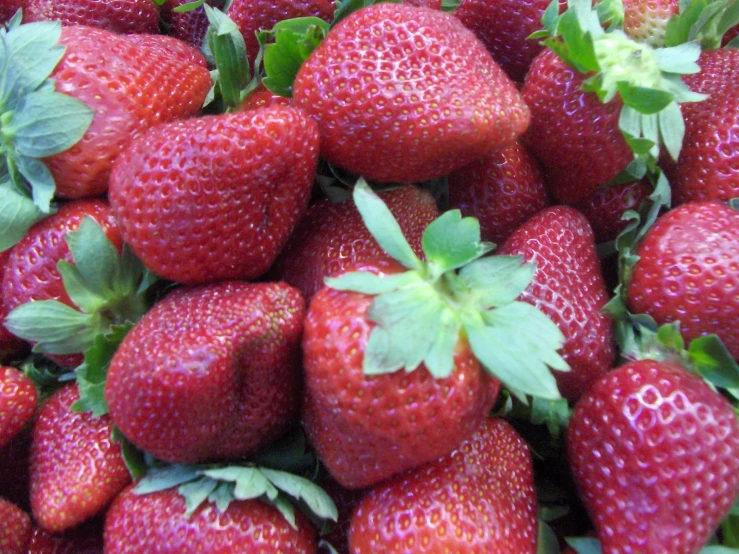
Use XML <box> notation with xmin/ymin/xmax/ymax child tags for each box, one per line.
<box><xmin>627</xmin><ymin>201</ymin><xmax>739</xmax><ymax>360</ymax></box>
<box><xmin>0</xmin><ymin>249</ymin><xmax>29</xmax><ymax>363</ymax></box>
<box><xmin>27</xmin><ymin>518</ymin><xmax>105</xmax><ymax>554</ymax></box>
<box><xmin>453</xmin><ymin>0</ymin><xmax>566</xmax><ymax>83</ymax></box>
<box><xmin>349</xmin><ymin>418</ymin><xmax>538</xmax><ymax>553</ymax></box>
<box><xmin>302</xmin><ymin>181</ymin><xmax>568</xmax><ymax>489</ymax></box>
<box><xmin>104</xmin><ymin>483</ymin><xmax>318</xmax><ymax>553</ymax></box>
<box><xmin>622</xmin><ymin>0</ymin><xmax>679</xmax><ymax>47</ymax></box>
<box><xmin>663</xmin><ymin>47</ymin><xmax>739</xmax><ymax>204</ymax></box>
<box><xmin>105</xmin><ymin>281</ymin><xmax>306</xmax><ymax>464</ymax></box>
<box><xmin>567</xmin><ymin>358</ymin><xmax>739</xmax><ymax>553</ymax></box>
<box><xmin>290</xmin><ymin>3</ymin><xmax>529</xmax><ymax>184</ymax></box>
<box><xmin>161</xmin><ymin>0</ymin><xmax>227</xmax><ymax>48</ymax></box>
<box><xmin>447</xmin><ymin>140</ymin><xmax>551</xmax><ymax>245</ymax></box>
<box><xmin>0</xmin><ymin>497</ymin><xmax>32</xmax><ymax>554</ymax></box>
<box><xmin>0</xmin><ymin>366</ymin><xmax>38</xmax><ymax>452</ymax></box>
<box><xmin>109</xmin><ymin>106</ymin><xmax>320</xmax><ymax>285</ymax></box>
<box><xmin>271</xmin><ymin>185</ymin><xmax>439</xmax><ymax>301</ymax></box>
<box><xmin>23</xmin><ymin>0</ymin><xmax>160</xmax><ymax>34</ymax></box>
<box><xmin>498</xmin><ymin>206</ymin><xmax>616</xmax><ymax>402</ymax></box>
<box><xmin>240</xmin><ymin>82</ymin><xmax>293</xmax><ymax>111</ymax></box>
<box><xmin>30</xmin><ymin>383</ymin><xmax>131</xmax><ymax>532</ymax></box>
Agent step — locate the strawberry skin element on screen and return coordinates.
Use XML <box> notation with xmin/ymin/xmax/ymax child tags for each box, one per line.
<box><xmin>448</xmin><ymin>140</ymin><xmax>551</xmax><ymax>245</ymax></box>
<box><xmin>663</xmin><ymin>48</ymin><xmax>739</xmax><ymax>205</ymax></box>
<box><xmin>567</xmin><ymin>359</ymin><xmax>739</xmax><ymax>553</ymax></box>
<box><xmin>627</xmin><ymin>201</ymin><xmax>739</xmax><ymax>360</ymax></box>
<box><xmin>45</xmin><ymin>26</ymin><xmax>212</xmax><ymax>199</ymax></box>
<box><xmin>271</xmin><ymin>185</ymin><xmax>439</xmax><ymax>301</ymax></box>
<box><xmin>109</xmin><ymin>107</ymin><xmax>320</xmax><ymax>285</ymax></box>
<box><xmin>0</xmin><ymin>497</ymin><xmax>32</xmax><ymax>554</ymax></box>
<box><xmin>622</xmin><ymin>0</ymin><xmax>679</xmax><ymax>47</ymax></box>
<box><xmin>0</xmin><ymin>248</ymin><xmax>28</xmax><ymax>363</ymax></box>
<box><xmin>0</xmin><ymin>366</ymin><xmax>38</xmax><ymax>452</ymax></box>
<box><xmin>106</xmin><ymin>281</ymin><xmax>305</xmax><ymax>464</ymax></box>
<box><xmin>302</xmin><ymin>259</ymin><xmax>499</xmax><ymax>489</ymax></box>
<box><xmin>161</xmin><ymin>0</ymin><xmax>227</xmax><ymax>48</ymax></box>
<box><xmin>349</xmin><ymin>418</ymin><xmax>537</xmax><ymax>553</ymax></box>
<box><xmin>30</xmin><ymin>383</ymin><xmax>131</xmax><ymax>533</ymax></box>
<box><xmin>293</xmin><ymin>3</ymin><xmax>529</xmax><ymax>184</ymax></box>
<box><xmin>23</xmin><ymin>0</ymin><xmax>160</xmax><ymax>34</ymax></box>
<box><xmin>27</xmin><ymin>518</ymin><xmax>105</xmax><ymax>554</ymax></box>
<box><xmin>104</xmin><ymin>484</ymin><xmax>317</xmax><ymax>553</ymax></box>
<box><xmin>522</xmin><ymin>48</ymin><xmax>633</xmax><ymax>204</ymax></box>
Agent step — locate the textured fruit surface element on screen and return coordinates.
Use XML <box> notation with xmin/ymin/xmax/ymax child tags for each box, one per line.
<box><xmin>104</xmin><ymin>485</ymin><xmax>318</xmax><ymax>554</ymax></box>
<box><xmin>46</xmin><ymin>26</ymin><xmax>212</xmax><ymax>199</ymax></box>
<box><xmin>622</xmin><ymin>0</ymin><xmax>679</xmax><ymax>46</ymax></box>
<box><xmin>109</xmin><ymin>107</ymin><xmax>320</xmax><ymax>285</ymax></box>
<box><xmin>0</xmin><ymin>497</ymin><xmax>32</xmax><ymax>554</ymax></box>
<box><xmin>448</xmin><ymin>140</ymin><xmax>550</xmax><ymax>245</ymax></box>
<box><xmin>522</xmin><ymin>48</ymin><xmax>633</xmax><ymax>203</ymax></box>
<box><xmin>161</xmin><ymin>0</ymin><xmax>227</xmax><ymax>48</ymax></box>
<box><xmin>499</xmin><ymin>206</ymin><xmax>616</xmax><ymax>401</ymax></box>
<box><xmin>627</xmin><ymin>201</ymin><xmax>739</xmax><ymax>359</ymax></box>
<box><xmin>0</xmin><ymin>366</ymin><xmax>37</xmax><ymax>452</ymax></box>
<box><xmin>302</xmin><ymin>259</ymin><xmax>498</xmax><ymax>489</ymax></box>
<box><xmin>30</xmin><ymin>384</ymin><xmax>131</xmax><ymax>533</ymax></box>
<box><xmin>0</xmin><ymin>249</ymin><xmax>28</xmax><ymax>363</ymax></box>
<box><xmin>293</xmin><ymin>3</ymin><xmax>529</xmax><ymax>183</ymax></box>
<box><xmin>23</xmin><ymin>0</ymin><xmax>160</xmax><ymax>34</ymax></box>
<box><xmin>271</xmin><ymin>185</ymin><xmax>439</xmax><ymax>300</ymax></box>
<box><xmin>663</xmin><ymin>48</ymin><xmax>739</xmax><ymax>205</ymax></box>
<box><xmin>106</xmin><ymin>281</ymin><xmax>305</xmax><ymax>464</ymax></box>
<box><xmin>568</xmin><ymin>360</ymin><xmax>739</xmax><ymax>553</ymax></box>
<box><xmin>349</xmin><ymin>418</ymin><xmax>537</xmax><ymax>553</ymax></box>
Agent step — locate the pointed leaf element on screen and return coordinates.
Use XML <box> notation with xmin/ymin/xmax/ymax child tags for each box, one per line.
<box><xmin>458</xmin><ymin>256</ymin><xmax>535</xmax><ymax>308</ymax></box>
<box><xmin>5</xmin><ymin>300</ymin><xmax>96</xmax><ymax>348</ymax></box>
<box><xmin>57</xmin><ymin>261</ymin><xmax>107</xmax><ymax>314</ymax></box>
<box><xmin>65</xmin><ymin>216</ymin><xmax>121</xmax><ymax>301</ymax></box>
<box><xmin>208</xmin><ymin>482</ymin><xmax>235</xmax><ymax>513</ymax></box>
<box><xmin>689</xmin><ymin>335</ymin><xmax>739</xmax><ymax>390</ymax></box>
<box><xmin>111</xmin><ymin>427</ymin><xmax>148</xmax><ymax>481</ymax></box>
<box><xmin>0</xmin><ymin>182</ymin><xmax>46</xmax><ymax>251</ymax></box>
<box><xmin>324</xmin><ymin>270</ymin><xmax>423</xmax><ymax>295</ymax></box>
<box><xmin>204</xmin><ymin>5</ymin><xmax>249</xmax><ymax>110</ymax></box>
<box><xmin>259</xmin><ymin>468</ymin><xmax>338</xmax><ymax>522</ymax></box>
<box><xmin>269</xmin><ymin>494</ymin><xmax>297</xmax><ymax>529</ymax></box>
<box><xmin>566</xmin><ymin>537</ymin><xmax>603</xmax><ymax>554</ymax></box>
<box><xmin>421</xmin><ymin>210</ymin><xmax>493</xmax><ymax>275</ymax></box>
<box><xmin>180</xmin><ymin>476</ymin><xmax>219</xmax><ymax>516</ymax></box>
<box><xmin>14</xmin><ymin>155</ymin><xmax>55</xmax><ymax>212</ymax></box>
<box><xmin>653</xmin><ymin>41</ymin><xmax>701</xmax><ymax>74</ymax></box>
<box><xmin>134</xmin><ymin>465</ymin><xmax>200</xmax><ymax>495</ymax></box>
<box><xmin>617</xmin><ymin>83</ymin><xmax>673</xmax><ymax>115</ymax></box>
<box><xmin>657</xmin><ymin>101</ymin><xmax>685</xmax><ymax>161</ymax></box>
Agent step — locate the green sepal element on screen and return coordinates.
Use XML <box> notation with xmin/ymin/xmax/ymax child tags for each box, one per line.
<box><xmin>688</xmin><ymin>335</ymin><xmax>739</xmax><ymax>392</ymax></box>
<box><xmin>594</xmin><ymin>0</ymin><xmax>625</xmax><ymax>29</ymax></box>
<box><xmin>258</xmin><ymin>468</ymin><xmax>339</xmax><ymax>522</ymax></box>
<box><xmin>261</xmin><ymin>17</ymin><xmax>329</xmax><ymax>98</ymax></box>
<box><xmin>173</xmin><ymin>0</ymin><xmax>206</xmax><ymax>12</ymax></box>
<box><xmin>0</xmin><ymin>180</ymin><xmax>48</xmax><ymax>251</ymax></box>
<box><xmin>203</xmin><ymin>5</ymin><xmax>250</xmax><ymax>111</ymax></box>
<box><xmin>617</xmin><ymin>83</ymin><xmax>674</xmax><ymax>114</ymax></box>
<box><xmin>440</xmin><ymin>0</ymin><xmax>462</xmax><ymax>12</ymax></box>
<box><xmin>565</xmin><ymin>537</ymin><xmax>603</xmax><ymax>554</ymax></box>
<box><xmin>422</xmin><ymin>210</ymin><xmax>495</xmax><ymax>277</ymax></box>
<box><xmin>134</xmin><ymin>465</ymin><xmax>202</xmax><ymax>495</ymax></box>
<box><xmin>537</xmin><ymin>519</ymin><xmax>561</xmax><ymax>554</ymax></box>
<box><xmin>530</xmin><ymin>396</ymin><xmax>572</xmax><ymax>436</ymax></box>
<box><xmin>13</xmin><ymin>155</ymin><xmax>55</xmax><ymax>212</ymax></box>
<box><xmin>111</xmin><ymin>426</ymin><xmax>149</xmax><ymax>481</ymax></box>
<box><xmin>180</xmin><ymin>477</ymin><xmax>219</xmax><ymax>516</ymax></box>
<box><xmin>249</xmin><ymin>426</ymin><xmax>316</xmax><ymax>473</ymax></box>
<box><xmin>458</xmin><ymin>256</ymin><xmax>536</xmax><ymax>309</ymax></box>
<box><xmin>325</xmin><ymin>270</ymin><xmax>424</xmax><ymax>295</ymax></box>
<box><xmin>664</xmin><ymin>0</ymin><xmax>739</xmax><ymax>49</ymax></box>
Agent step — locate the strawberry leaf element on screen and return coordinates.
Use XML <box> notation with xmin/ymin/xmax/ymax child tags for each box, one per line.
<box><xmin>422</xmin><ymin>210</ymin><xmax>494</xmax><ymax>276</ymax></box>
<box><xmin>688</xmin><ymin>335</ymin><xmax>739</xmax><ymax>391</ymax></box>
<box><xmin>204</xmin><ymin>5</ymin><xmax>249</xmax><ymax>111</ymax></box>
<box><xmin>458</xmin><ymin>256</ymin><xmax>536</xmax><ymax>308</ymax></box>
<box><xmin>173</xmin><ymin>0</ymin><xmax>206</xmax><ymax>12</ymax></box>
<box><xmin>134</xmin><ymin>465</ymin><xmax>202</xmax><ymax>495</ymax></box>
<box><xmin>180</xmin><ymin>477</ymin><xmax>219</xmax><ymax>516</ymax></box>
<box><xmin>259</xmin><ymin>468</ymin><xmax>339</xmax><ymax>522</ymax></box>
<box><xmin>112</xmin><ymin>426</ymin><xmax>149</xmax><ymax>480</ymax></box>
<box><xmin>0</xmin><ymin>181</ymin><xmax>47</xmax><ymax>251</ymax></box>
<box><xmin>537</xmin><ymin>519</ymin><xmax>561</xmax><ymax>554</ymax></box>
<box><xmin>530</xmin><ymin>396</ymin><xmax>572</xmax><ymax>436</ymax></box>
<box><xmin>566</xmin><ymin>537</ymin><xmax>602</xmax><ymax>554</ymax></box>
<box><xmin>5</xmin><ymin>300</ymin><xmax>98</xmax><ymax>354</ymax></box>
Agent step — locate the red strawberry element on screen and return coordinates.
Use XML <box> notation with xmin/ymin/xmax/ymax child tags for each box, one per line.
<box><xmin>104</xmin><ymin>484</ymin><xmax>318</xmax><ymax>553</ymax></box>
<box><xmin>627</xmin><ymin>201</ymin><xmax>739</xmax><ymax>359</ymax></box>
<box><xmin>454</xmin><ymin>0</ymin><xmax>566</xmax><ymax>83</ymax></box>
<box><xmin>571</xmin><ymin>179</ymin><xmax>652</xmax><ymax>244</ymax></box>
<box><xmin>447</xmin><ymin>140</ymin><xmax>551</xmax><ymax>245</ymax></box>
<box><xmin>43</xmin><ymin>25</ymin><xmax>212</xmax><ymax>199</ymax></box>
<box><xmin>271</xmin><ymin>185</ymin><xmax>439</xmax><ymax>301</ymax></box>
<box><xmin>567</xmin><ymin>359</ymin><xmax>739</xmax><ymax>553</ymax></box>
<box><xmin>498</xmin><ymin>206</ymin><xmax>616</xmax><ymax>402</ymax></box>
<box><xmin>0</xmin><ymin>497</ymin><xmax>32</xmax><ymax>554</ymax></box>
<box><xmin>0</xmin><ymin>366</ymin><xmax>38</xmax><ymax>452</ymax></box>
<box><xmin>27</xmin><ymin>518</ymin><xmax>105</xmax><ymax>554</ymax></box>
<box><xmin>622</xmin><ymin>0</ymin><xmax>679</xmax><ymax>47</ymax></box>
<box><xmin>227</xmin><ymin>0</ymin><xmax>336</xmax><ymax>65</ymax></box>
<box><xmin>292</xmin><ymin>3</ymin><xmax>529</xmax><ymax>184</ymax></box>
<box><xmin>161</xmin><ymin>0</ymin><xmax>227</xmax><ymax>48</ymax></box>
<box><xmin>239</xmin><ymin>82</ymin><xmax>293</xmax><ymax>111</ymax></box>
<box><xmin>0</xmin><ymin>249</ymin><xmax>28</xmax><ymax>364</ymax></box>
<box><xmin>30</xmin><ymin>383</ymin><xmax>131</xmax><ymax>532</ymax></box>
<box><xmin>109</xmin><ymin>107</ymin><xmax>320</xmax><ymax>285</ymax></box>
<box><xmin>663</xmin><ymin>47</ymin><xmax>739</xmax><ymax>204</ymax></box>
<box><xmin>349</xmin><ymin>418</ymin><xmax>538</xmax><ymax>553</ymax></box>
<box><xmin>23</xmin><ymin>0</ymin><xmax>160</xmax><ymax>34</ymax></box>
<box><xmin>105</xmin><ymin>281</ymin><xmax>305</xmax><ymax>464</ymax></box>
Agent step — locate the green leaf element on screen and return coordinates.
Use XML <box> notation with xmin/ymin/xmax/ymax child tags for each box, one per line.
<box><xmin>269</xmin><ymin>494</ymin><xmax>297</xmax><ymax>529</ymax></box>
<box><xmin>250</xmin><ymin>427</ymin><xmax>315</xmax><ymax>473</ymax></box>
<box><xmin>173</xmin><ymin>0</ymin><xmax>206</xmax><ymax>12</ymax></box>
<box><xmin>657</xmin><ymin>101</ymin><xmax>685</xmax><ymax>161</ymax></box>
<box><xmin>5</xmin><ymin>300</ymin><xmax>97</xmax><ymax>354</ymax></box>
<box><xmin>56</xmin><ymin>261</ymin><xmax>106</xmax><ymax>314</ymax></box>
<box><xmin>8</xmin><ymin>90</ymin><xmax>93</xmax><ymax>158</ymax></box>
<box><xmin>689</xmin><ymin>335</ymin><xmax>739</xmax><ymax>390</ymax></box>
<box><xmin>208</xmin><ymin>482</ymin><xmax>235</xmax><ymax>513</ymax></box>
<box><xmin>617</xmin><ymin>83</ymin><xmax>673</xmax><ymax>114</ymax></box>
<box><xmin>537</xmin><ymin>519</ymin><xmax>561</xmax><ymax>554</ymax></box>
<box><xmin>565</xmin><ymin>537</ymin><xmax>602</xmax><ymax>554</ymax></box>
<box><xmin>530</xmin><ymin>396</ymin><xmax>572</xmax><ymax>436</ymax></box>
<box><xmin>352</xmin><ymin>179</ymin><xmax>423</xmax><ymax>271</ymax></box>
<box><xmin>204</xmin><ymin>5</ymin><xmax>249</xmax><ymax>110</ymax></box>
<box><xmin>0</xmin><ymin>182</ymin><xmax>46</xmax><ymax>251</ymax></box>
<box><xmin>325</xmin><ymin>270</ymin><xmax>424</xmax><ymax>295</ymax></box>
<box><xmin>701</xmin><ymin>547</ymin><xmax>739</xmax><ymax>554</ymax></box>
<box><xmin>259</xmin><ymin>468</ymin><xmax>338</xmax><ymax>522</ymax></box>
<box><xmin>14</xmin><ymin>155</ymin><xmax>55</xmax><ymax>212</ymax></box>
<box><xmin>134</xmin><ymin>465</ymin><xmax>201</xmax><ymax>495</ymax></box>
<box><xmin>653</xmin><ymin>41</ymin><xmax>702</xmax><ymax>74</ymax></box>
<box><xmin>201</xmin><ymin>467</ymin><xmax>278</xmax><ymax>501</ymax></box>
<box><xmin>421</xmin><ymin>210</ymin><xmax>494</xmax><ymax>276</ymax></box>
<box><xmin>65</xmin><ymin>216</ymin><xmax>121</xmax><ymax>301</ymax></box>
<box><xmin>180</xmin><ymin>476</ymin><xmax>219</xmax><ymax>516</ymax></box>
<box><xmin>111</xmin><ymin>427</ymin><xmax>149</xmax><ymax>481</ymax></box>
<box><xmin>458</xmin><ymin>256</ymin><xmax>536</xmax><ymax>308</ymax></box>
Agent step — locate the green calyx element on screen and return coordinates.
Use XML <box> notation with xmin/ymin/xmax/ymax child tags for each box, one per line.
<box><xmin>664</xmin><ymin>0</ymin><xmax>739</xmax><ymax>50</ymax></box>
<box><xmin>325</xmin><ymin>179</ymin><xmax>569</xmax><ymax>403</ymax></box>
<box><xmin>0</xmin><ymin>13</ymin><xmax>94</xmax><ymax>249</ymax></box>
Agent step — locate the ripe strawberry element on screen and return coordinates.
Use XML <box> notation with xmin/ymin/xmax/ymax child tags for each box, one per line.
<box><xmin>0</xmin><ymin>366</ymin><xmax>38</xmax><ymax>452</ymax></box>
<box><xmin>43</xmin><ymin>25</ymin><xmax>212</xmax><ymax>199</ymax></box>
<box><xmin>30</xmin><ymin>383</ymin><xmax>131</xmax><ymax>532</ymax></box>
<box><xmin>498</xmin><ymin>206</ymin><xmax>616</xmax><ymax>402</ymax></box>
<box><xmin>105</xmin><ymin>281</ymin><xmax>306</xmax><ymax>464</ymax></box>
<box><xmin>228</xmin><ymin>0</ymin><xmax>336</xmax><ymax>64</ymax></box>
<box><xmin>571</xmin><ymin>179</ymin><xmax>652</xmax><ymax>244</ymax></box>
<box><xmin>0</xmin><ymin>497</ymin><xmax>32</xmax><ymax>554</ymax></box>
<box><xmin>23</xmin><ymin>0</ymin><xmax>160</xmax><ymax>34</ymax></box>
<box><xmin>627</xmin><ymin>201</ymin><xmax>739</xmax><ymax>360</ymax></box>
<box><xmin>454</xmin><ymin>0</ymin><xmax>566</xmax><ymax>83</ymax></box>
<box><xmin>0</xmin><ymin>249</ymin><xmax>28</xmax><ymax>363</ymax></box>
<box><xmin>161</xmin><ymin>0</ymin><xmax>227</xmax><ymax>48</ymax></box>
<box><xmin>622</xmin><ymin>0</ymin><xmax>679</xmax><ymax>47</ymax></box>
<box><xmin>104</xmin><ymin>484</ymin><xmax>318</xmax><ymax>553</ymax></box>
<box><xmin>663</xmin><ymin>47</ymin><xmax>739</xmax><ymax>204</ymax></box>
<box><xmin>109</xmin><ymin>107</ymin><xmax>320</xmax><ymax>285</ymax></box>
<box><xmin>271</xmin><ymin>185</ymin><xmax>439</xmax><ymax>301</ymax></box>
<box><xmin>447</xmin><ymin>140</ymin><xmax>550</xmax><ymax>245</ymax></box>
<box><xmin>239</xmin><ymin>82</ymin><xmax>293</xmax><ymax>111</ymax></box>
<box><xmin>349</xmin><ymin>418</ymin><xmax>538</xmax><ymax>553</ymax></box>
<box><xmin>567</xmin><ymin>359</ymin><xmax>739</xmax><ymax>553</ymax></box>
<box><xmin>292</xmin><ymin>3</ymin><xmax>529</xmax><ymax>184</ymax></box>
<box><xmin>27</xmin><ymin>518</ymin><xmax>105</xmax><ymax>554</ymax></box>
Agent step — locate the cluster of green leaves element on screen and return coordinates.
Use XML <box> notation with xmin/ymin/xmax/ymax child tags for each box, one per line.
<box><xmin>665</xmin><ymin>0</ymin><xmax>739</xmax><ymax>49</ymax></box>
<box><xmin>0</xmin><ymin>13</ymin><xmax>93</xmax><ymax>250</ymax></box>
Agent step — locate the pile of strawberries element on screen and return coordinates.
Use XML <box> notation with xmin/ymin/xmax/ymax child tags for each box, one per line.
<box><xmin>0</xmin><ymin>0</ymin><xmax>738</xmax><ymax>552</ymax></box>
